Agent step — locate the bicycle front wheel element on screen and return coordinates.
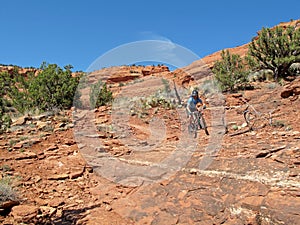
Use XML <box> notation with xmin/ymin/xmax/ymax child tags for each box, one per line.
<box><xmin>199</xmin><ymin>116</ymin><xmax>209</xmax><ymax>135</ymax></box>
<box><xmin>188</xmin><ymin>123</ymin><xmax>197</xmax><ymax>138</ymax></box>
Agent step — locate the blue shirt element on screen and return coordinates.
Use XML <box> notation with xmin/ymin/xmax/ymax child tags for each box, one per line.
<box><xmin>187</xmin><ymin>96</ymin><xmax>203</xmax><ymax>113</ymax></box>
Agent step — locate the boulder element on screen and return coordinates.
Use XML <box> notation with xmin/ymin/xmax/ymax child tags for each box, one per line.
<box><xmin>11</xmin><ymin>205</ymin><xmax>39</xmax><ymax>223</ymax></box>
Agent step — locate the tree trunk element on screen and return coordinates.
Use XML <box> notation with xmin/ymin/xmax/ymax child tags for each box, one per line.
<box><xmin>274</xmin><ymin>68</ymin><xmax>279</xmax><ymax>81</ymax></box>
<box><xmin>173</xmin><ymin>80</ymin><xmax>182</xmax><ymax>105</ymax></box>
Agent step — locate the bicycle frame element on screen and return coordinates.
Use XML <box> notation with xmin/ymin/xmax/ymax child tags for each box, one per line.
<box><xmin>188</xmin><ymin>108</ymin><xmax>209</xmax><ymax>137</ymax></box>
<box><xmin>191</xmin><ymin>111</ymin><xmax>202</xmax><ymax>126</ymax></box>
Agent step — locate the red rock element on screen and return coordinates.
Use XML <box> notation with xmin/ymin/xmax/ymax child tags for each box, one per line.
<box><xmin>14</xmin><ymin>152</ymin><xmax>37</xmax><ymax>160</ymax></box>
<box><xmin>69</xmin><ymin>167</ymin><xmax>84</xmax><ymax>179</ymax></box>
<box><xmin>47</xmin><ymin>198</ymin><xmax>65</xmax><ymax>208</ymax></box>
<box><xmin>11</xmin><ymin>205</ymin><xmax>39</xmax><ymax>223</ymax></box>
<box><xmin>47</xmin><ymin>174</ymin><xmax>69</xmax><ymax>180</ymax></box>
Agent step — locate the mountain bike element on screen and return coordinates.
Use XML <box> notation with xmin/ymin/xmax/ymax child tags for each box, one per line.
<box><xmin>188</xmin><ymin>107</ymin><xmax>209</xmax><ymax>138</ymax></box>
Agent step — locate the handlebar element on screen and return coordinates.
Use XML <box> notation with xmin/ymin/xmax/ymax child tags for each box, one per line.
<box><xmin>196</xmin><ymin>104</ymin><xmax>206</xmax><ymax>111</ymax></box>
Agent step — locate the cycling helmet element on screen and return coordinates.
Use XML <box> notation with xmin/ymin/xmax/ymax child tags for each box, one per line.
<box><xmin>191</xmin><ymin>90</ymin><xmax>198</xmax><ymax>97</ymax></box>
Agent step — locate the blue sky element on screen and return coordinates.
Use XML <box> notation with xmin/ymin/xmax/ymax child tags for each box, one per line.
<box><xmin>1</xmin><ymin>0</ymin><xmax>299</xmax><ymax>71</ymax></box>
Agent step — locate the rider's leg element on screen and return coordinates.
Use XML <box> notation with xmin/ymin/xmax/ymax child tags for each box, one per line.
<box><xmin>188</xmin><ymin>114</ymin><xmax>192</xmax><ymax>125</ymax></box>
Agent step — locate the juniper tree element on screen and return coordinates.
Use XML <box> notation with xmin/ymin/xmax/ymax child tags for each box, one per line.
<box><xmin>212</xmin><ymin>50</ymin><xmax>249</xmax><ymax>92</ymax></box>
<box><xmin>0</xmin><ymin>72</ymin><xmax>13</xmax><ymax>131</ymax></box>
<box><xmin>8</xmin><ymin>63</ymin><xmax>81</xmax><ymax>113</ymax></box>
<box><xmin>29</xmin><ymin>63</ymin><xmax>81</xmax><ymax>111</ymax></box>
<box><xmin>247</xmin><ymin>24</ymin><xmax>300</xmax><ymax>80</ymax></box>
<box><xmin>90</xmin><ymin>81</ymin><xmax>113</xmax><ymax>108</ymax></box>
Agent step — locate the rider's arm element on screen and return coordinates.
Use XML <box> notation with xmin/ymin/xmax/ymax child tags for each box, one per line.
<box><xmin>197</xmin><ymin>98</ymin><xmax>206</xmax><ymax>110</ymax></box>
<box><xmin>197</xmin><ymin>98</ymin><xmax>203</xmax><ymax>105</ymax></box>
<box><xmin>186</xmin><ymin>98</ymin><xmax>192</xmax><ymax>114</ymax></box>
<box><xmin>186</xmin><ymin>103</ymin><xmax>191</xmax><ymax>114</ymax></box>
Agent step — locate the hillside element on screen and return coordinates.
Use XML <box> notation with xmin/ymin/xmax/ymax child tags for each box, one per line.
<box><xmin>202</xmin><ymin>19</ymin><xmax>300</xmax><ymax>69</ymax></box>
<box><xmin>1</xmin><ymin>20</ymin><xmax>300</xmax><ymax>224</ymax></box>
<box><xmin>1</xmin><ymin>69</ymin><xmax>299</xmax><ymax>224</ymax></box>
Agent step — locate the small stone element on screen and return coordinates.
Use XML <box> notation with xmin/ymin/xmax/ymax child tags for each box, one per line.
<box><xmin>14</xmin><ymin>152</ymin><xmax>37</xmax><ymax>160</ymax></box>
<box><xmin>48</xmin><ymin>198</ymin><xmax>65</xmax><ymax>208</ymax></box>
<box><xmin>45</xmin><ymin>144</ymin><xmax>59</xmax><ymax>151</ymax></box>
<box><xmin>48</xmin><ymin>174</ymin><xmax>69</xmax><ymax>180</ymax></box>
<box><xmin>69</xmin><ymin>168</ymin><xmax>84</xmax><ymax>179</ymax></box>
<box><xmin>39</xmin><ymin>206</ymin><xmax>57</xmax><ymax>217</ymax></box>
<box><xmin>289</xmin><ymin>171</ymin><xmax>298</xmax><ymax>177</ymax></box>
<box><xmin>12</xmin><ymin>116</ymin><xmax>28</xmax><ymax>126</ymax></box>
<box><xmin>240</xmin><ymin>122</ymin><xmax>247</xmax><ymax>128</ymax></box>
<box><xmin>36</xmin><ymin>121</ymin><xmax>48</xmax><ymax>130</ymax></box>
<box><xmin>64</xmin><ymin>139</ymin><xmax>76</xmax><ymax>146</ymax></box>
<box><xmin>85</xmin><ymin>165</ymin><xmax>93</xmax><ymax>173</ymax></box>
<box><xmin>0</xmin><ymin>200</ymin><xmax>19</xmax><ymax>210</ymax></box>
<box><xmin>13</xmin><ymin>142</ymin><xmax>23</xmax><ymax>149</ymax></box>
<box><xmin>105</xmin><ymin>204</ymin><xmax>112</xmax><ymax>211</ymax></box>
<box><xmin>291</xmin><ymin>131</ymin><xmax>300</xmax><ymax>136</ymax></box>
<box><xmin>67</xmin><ymin>123</ymin><xmax>75</xmax><ymax>128</ymax></box>
<box><xmin>189</xmin><ymin>168</ymin><xmax>198</xmax><ymax>175</ymax></box>
<box><xmin>178</xmin><ymin>190</ymin><xmax>188</xmax><ymax>199</ymax></box>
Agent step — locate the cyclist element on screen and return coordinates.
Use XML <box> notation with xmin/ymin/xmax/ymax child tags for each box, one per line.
<box><xmin>186</xmin><ymin>89</ymin><xmax>209</xmax><ymax>136</ymax></box>
<box><xmin>186</xmin><ymin>89</ymin><xmax>206</xmax><ymax>121</ymax></box>
<box><xmin>186</xmin><ymin>90</ymin><xmax>205</xmax><ymax>113</ymax></box>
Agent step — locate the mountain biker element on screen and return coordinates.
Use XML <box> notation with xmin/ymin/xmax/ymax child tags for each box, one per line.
<box><xmin>186</xmin><ymin>89</ymin><xmax>206</xmax><ymax>121</ymax></box>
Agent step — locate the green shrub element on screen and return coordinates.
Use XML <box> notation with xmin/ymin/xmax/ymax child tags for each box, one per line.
<box><xmin>212</xmin><ymin>50</ymin><xmax>250</xmax><ymax>92</ymax></box>
<box><xmin>248</xmin><ymin>25</ymin><xmax>300</xmax><ymax>80</ymax></box>
<box><xmin>30</xmin><ymin>63</ymin><xmax>81</xmax><ymax>111</ymax></box>
<box><xmin>90</xmin><ymin>81</ymin><xmax>113</xmax><ymax>108</ymax></box>
<box><xmin>0</xmin><ymin>177</ymin><xmax>19</xmax><ymax>204</ymax></box>
<box><xmin>131</xmin><ymin>90</ymin><xmax>177</xmax><ymax>116</ymax></box>
<box><xmin>161</xmin><ymin>78</ymin><xmax>171</xmax><ymax>94</ymax></box>
<box><xmin>200</xmin><ymin>79</ymin><xmax>219</xmax><ymax>94</ymax></box>
<box><xmin>7</xmin><ymin>63</ymin><xmax>81</xmax><ymax>113</ymax></box>
<box><xmin>8</xmin><ymin>71</ymin><xmax>35</xmax><ymax>114</ymax></box>
<box><xmin>267</xmin><ymin>82</ymin><xmax>278</xmax><ymax>89</ymax></box>
<box><xmin>0</xmin><ymin>72</ymin><xmax>13</xmax><ymax>132</ymax></box>
<box><xmin>272</xmin><ymin>120</ymin><xmax>286</xmax><ymax>128</ymax></box>
<box><xmin>0</xmin><ymin>165</ymin><xmax>12</xmax><ymax>172</ymax></box>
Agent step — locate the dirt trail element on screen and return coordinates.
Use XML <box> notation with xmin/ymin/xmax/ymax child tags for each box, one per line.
<box><xmin>1</xmin><ymin>74</ymin><xmax>300</xmax><ymax>224</ymax></box>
